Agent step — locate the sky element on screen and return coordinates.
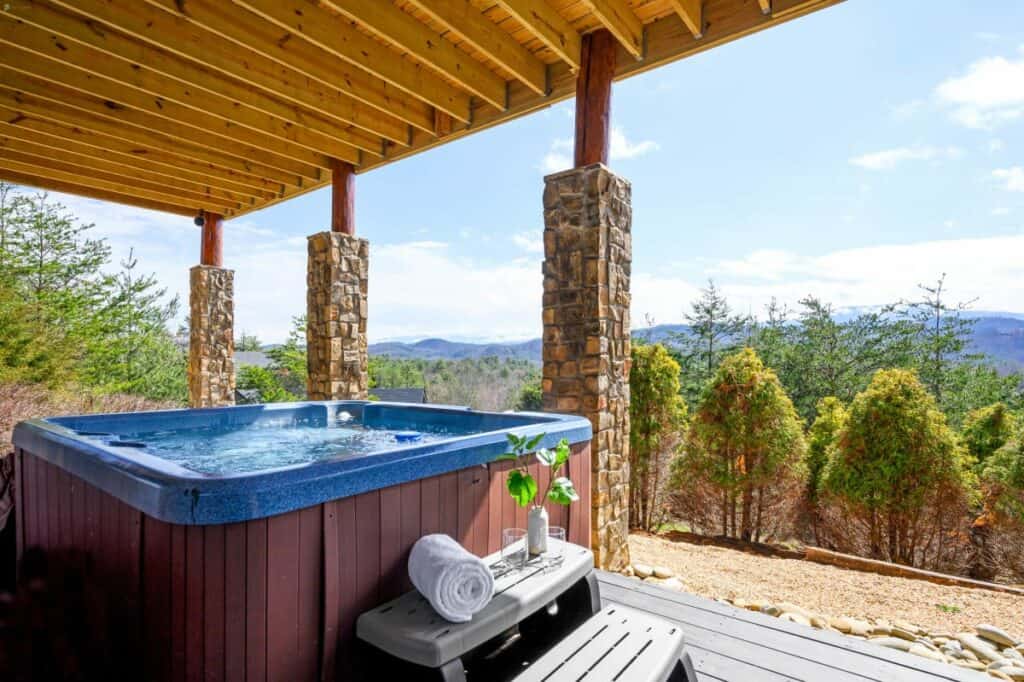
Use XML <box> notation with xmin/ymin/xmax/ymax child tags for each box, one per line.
<box><xmin>21</xmin><ymin>1</ymin><xmax>1024</xmax><ymax>343</ymax></box>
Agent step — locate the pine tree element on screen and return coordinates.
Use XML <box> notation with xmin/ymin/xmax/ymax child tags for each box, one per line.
<box><xmin>674</xmin><ymin>280</ymin><xmax>748</xmax><ymax>405</ymax></box>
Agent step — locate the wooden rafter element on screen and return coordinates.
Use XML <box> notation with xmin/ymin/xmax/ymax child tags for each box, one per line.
<box><xmin>391</xmin><ymin>0</ymin><xmax>547</xmax><ymax>95</ymax></box>
<box><xmin>668</xmin><ymin>0</ymin><xmax>703</xmax><ymax>38</ymax></box>
<box><xmin>0</xmin><ymin>21</ymin><xmax>371</xmax><ymax>162</ymax></box>
<box><xmin>758</xmin><ymin>0</ymin><xmax>773</xmax><ymax>15</ymax></box>
<box><xmin>232</xmin><ymin>0</ymin><xmax>477</xmax><ymax>120</ymax></box>
<box><xmin>579</xmin><ymin>0</ymin><xmax>644</xmax><ymax>59</ymax></box>
<box><xmin>1</xmin><ymin>1</ymin><xmax>399</xmax><ymax>149</ymax></box>
<box><xmin>494</xmin><ymin>0</ymin><xmax>581</xmax><ymax>71</ymax></box>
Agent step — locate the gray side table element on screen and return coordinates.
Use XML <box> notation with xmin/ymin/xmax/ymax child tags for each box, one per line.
<box><xmin>357</xmin><ymin>539</ymin><xmax>600</xmax><ymax>681</ymax></box>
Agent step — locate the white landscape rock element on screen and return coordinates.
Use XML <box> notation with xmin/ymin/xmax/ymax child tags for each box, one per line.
<box><xmin>652</xmin><ymin>565</ymin><xmax>674</xmax><ymax>579</ymax></box>
<box><xmin>957</xmin><ymin>633</ymin><xmax>1005</xmax><ymax>663</ymax></box>
<box><xmin>661</xmin><ymin>577</ymin><xmax>686</xmax><ymax>591</ymax></box>
<box><xmin>978</xmin><ymin>624</ymin><xmax>1021</xmax><ymax>649</ymax></box>
<box><xmin>632</xmin><ymin>563</ymin><xmax>653</xmax><ymax>579</ymax></box>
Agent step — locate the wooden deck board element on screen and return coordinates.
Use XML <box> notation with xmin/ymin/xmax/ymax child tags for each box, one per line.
<box><xmin>596</xmin><ymin>572</ymin><xmax>981</xmax><ymax>682</ymax></box>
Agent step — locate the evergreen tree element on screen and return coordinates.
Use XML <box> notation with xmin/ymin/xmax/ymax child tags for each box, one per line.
<box><xmin>804</xmin><ymin>396</ymin><xmax>847</xmax><ymax>543</ymax></box>
<box><xmin>629</xmin><ymin>343</ymin><xmax>687</xmax><ymax>530</ymax></box>
<box><xmin>674</xmin><ymin>280</ymin><xmax>748</xmax><ymax>405</ymax></box>
<box><xmin>674</xmin><ymin>348</ymin><xmax>806</xmax><ymax>541</ymax></box>
<box><xmin>961</xmin><ymin>403</ymin><xmax>1017</xmax><ymax>466</ymax></box>
<box><xmin>236</xmin><ymin>332</ymin><xmax>263</xmax><ymax>352</ymax></box>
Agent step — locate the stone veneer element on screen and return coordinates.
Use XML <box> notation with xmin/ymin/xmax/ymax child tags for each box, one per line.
<box><xmin>542</xmin><ymin>163</ymin><xmax>632</xmax><ymax>571</ymax></box>
<box><xmin>188</xmin><ymin>265</ymin><xmax>235</xmax><ymax>408</ymax></box>
<box><xmin>306</xmin><ymin>231</ymin><xmax>369</xmax><ymax>400</ymax></box>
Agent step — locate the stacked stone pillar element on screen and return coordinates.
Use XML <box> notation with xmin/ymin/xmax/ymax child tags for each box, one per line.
<box><xmin>306</xmin><ymin>231</ymin><xmax>369</xmax><ymax>400</ymax></box>
<box><xmin>188</xmin><ymin>265</ymin><xmax>235</xmax><ymax>407</ymax></box>
<box><xmin>542</xmin><ymin>163</ymin><xmax>632</xmax><ymax>570</ymax></box>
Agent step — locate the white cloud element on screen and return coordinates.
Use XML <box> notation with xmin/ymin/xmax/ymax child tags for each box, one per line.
<box><xmin>539</xmin><ymin>126</ymin><xmax>658</xmax><ymax>173</ymax></box>
<box><xmin>936</xmin><ymin>49</ymin><xmax>1024</xmax><ymax>129</ymax></box>
<box><xmin>609</xmin><ymin>126</ymin><xmax>659</xmax><ymax>160</ymax></box>
<box><xmin>993</xmin><ymin>166</ymin><xmax>1024</xmax><ymax>192</ymax></box>
<box><xmin>849</xmin><ymin>145</ymin><xmax>963</xmax><ymax>170</ymax></box>
<box><xmin>991</xmin><ymin>207</ymin><xmax>1011</xmax><ymax>216</ymax></box>
<box><xmin>988</xmin><ymin>138</ymin><xmax>1005</xmax><ymax>153</ymax></box>
<box><xmin>512</xmin><ymin>231</ymin><xmax>544</xmax><ymax>254</ymax></box>
<box><xmin>890</xmin><ymin>99</ymin><xmax>925</xmax><ymax>121</ymax></box>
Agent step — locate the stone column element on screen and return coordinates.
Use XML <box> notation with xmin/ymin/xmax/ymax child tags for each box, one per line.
<box><xmin>542</xmin><ymin>163</ymin><xmax>632</xmax><ymax>571</ymax></box>
<box><xmin>307</xmin><ymin>231</ymin><xmax>369</xmax><ymax>400</ymax></box>
<box><xmin>188</xmin><ymin>265</ymin><xmax>235</xmax><ymax>408</ymax></box>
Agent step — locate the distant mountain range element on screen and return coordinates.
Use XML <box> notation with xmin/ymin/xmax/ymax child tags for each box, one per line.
<box><xmin>364</xmin><ymin>315</ymin><xmax>1024</xmax><ymax>371</ymax></box>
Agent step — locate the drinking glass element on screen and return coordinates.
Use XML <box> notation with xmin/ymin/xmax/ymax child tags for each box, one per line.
<box><xmin>501</xmin><ymin>528</ymin><xmax>528</xmax><ymax>570</ymax></box>
<box><xmin>546</xmin><ymin>527</ymin><xmax>566</xmax><ymax>569</ymax></box>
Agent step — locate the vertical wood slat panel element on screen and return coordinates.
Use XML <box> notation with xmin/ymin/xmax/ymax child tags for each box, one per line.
<box><xmin>458</xmin><ymin>465</ymin><xmax>488</xmax><ymax>556</ymax></box>
<box><xmin>320</xmin><ymin>502</ymin><xmax>340</xmax><ymax>682</ymax></box>
<box><xmin>398</xmin><ymin>481</ymin><xmax>420</xmax><ymax>592</ymax></box>
<box><xmin>267</xmin><ymin>511</ymin><xmax>300</xmax><ymax>682</ymax></box>
<box><xmin>486</xmin><ymin>460</ymin><xmax>503</xmax><ymax>555</ymax></box>
<box><xmin>44</xmin><ymin>458</ymin><xmax>57</xmax><ymax>550</ymax></box>
<box><xmin>245</xmin><ymin>518</ymin><xmax>268</xmax><ymax>682</ymax></box>
<box><xmin>14</xmin><ymin>450</ymin><xmax>26</xmax><ymax>563</ymax></box>
<box><xmin>297</xmin><ymin>506</ymin><xmax>322</xmax><ymax>682</ymax></box>
<box><xmin>71</xmin><ymin>467</ymin><xmax>86</xmax><ymax>551</ymax></box>
<box><xmin>378</xmin><ymin>486</ymin><xmax>402</xmax><ymax>601</ymax></box>
<box><xmin>185</xmin><ymin>525</ymin><xmax>205</xmax><ymax>682</ymax></box>
<box><xmin>419</xmin><ymin>475</ymin><xmax>440</xmax><ymax>536</ymax></box>
<box><xmin>334</xmin><ymin>497</ymin><xmax>358</xmax><ymax>681</ymax></box>
<box><xmin>170</xmin><ymin>524</ymin><xmax>188</xmax><ymax>682</ymax></box>
<box><xmin>224</xmin><ymin>523</ymin><xmax>248</xmax><ymax>682</ymax></box>
<box><xmin>85</xmin><ymin>478</ymin><xmax>101</xmax><ymax>563</ymax></box>
<box><xmin>353</xmin><ymin>490</ymin><xmax>380</xmax><ymax>616</ymax></box>
<box><xmin>438</xmin><ymin>472</ymin><xmax>458</xmax><ymax>539</ymax></box>
<box><xmin>56</xmin><ymin>466</ymin><xmax>71</xmax><ymax>548</ymax></box>
<box><xmin>204</xmin><ymin>525</ymin><xmax>226</xmax><ymax>682</ymax></box>
<box><xmin>143</xmin><ymin>516</ymin><xmax>172</xmax><ymax>682</ymax></box>
<box><xmin>120</xmin><ymin>497</ymin><xmax>144</xmax><ymax>670</ymax></box>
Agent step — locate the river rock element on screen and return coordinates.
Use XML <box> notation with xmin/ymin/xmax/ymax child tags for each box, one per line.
<box><xmin>633</xmin><ymin>563</ymin><xmax>653</xmax><ymax>579</ymax></box>
<box><xmin>979</xmin><ymin>625</ymin><xmax>1021</xmax><ymax>649</ymax></box>
<box><xmin>871</xmin><ymin>623</ymin><xmax>893</xmax><ymax>637</ymax></box>
<box><xmin>762</xmin><ymin>604</ymin><xmax>782</xmax><ymax>617</ymax></box>
<box><xmin>892</xmin><ymin>627</ymin><xmax>919</xmax><ymax>642</ymax></box>
<box><xmin>652</xmin><ymin>565</ymin><xmax>673</xmax><ymax>579</ymax></box>
<box><xmin>662</xmin><ymin>578</ymin><xmax>685</xmax><ymax>591</ymax></box>
<box><xmin>958</xmin><ymin>633</ymin><xmax>1005</xmax><ymax>663</ymax></box>
<box><xmin>777</xmin><ymin>602</ymin><xmax>815</xmax><ymax>620</ymax></box>
<box><xmin>872</xmin><ymin>637</ymin><xmax>913</xmax><ymax>652</ymax></box>
<box><xmin>1000</xmin><ymin>668</ymin><xmax>1024</xmax><ymax>681</ymax></box>
<box><xmin>621</xmin><ymin>566</ymin><xmax>634</xmax><ymax>577</ymax></box>
<box><xmin>1004</xmin><ymin>648</ymin><xmax>1024</xmax><ymax>665</ymax></box>
<box><xmin>780</xmin><ymin>612</ymin><xmax>811</xmax><ymax>627</ymax></box>
<box><xmin>908</xmin><ymin>643</ymin><xmax>946</xmax><ymax>662</ymax></box>
<box><xmin>989</xmin><ymin>671</ymin><xmax>1014</xmax><ymax>681</ymax></box>
<box><xmin>830</xmin><ymin>616</ymin><xmax>853</xmax><ymax>633</ymax></box>
<box><xmin>953</xmin><ymin>660</ymin><xmax>987</xmax><ymax>671</ymax></box>
<box><xmin>849</xmin><ymin>619</ymin><xmax>872</xmax><ymax>638</ymax></box>
<box><xmin>810</xmin><ymin>616</ymin><xmax>828</xmax><ymax>630</ymax></box>
<box><xmin>894</xmin><ymin>619</ymin><xmax>922</xmax><ymax>635</ymax></box>
<box><xmin>744</xmin><ymin>599</ymin><xmax>767</xmax><ymax>612</ymax></box>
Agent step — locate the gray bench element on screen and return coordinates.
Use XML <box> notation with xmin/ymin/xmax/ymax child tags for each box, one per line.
<box><xmin>356</xmin><ymin>539</ymin><xmax>694</xmax><ymax>681</ymax></box>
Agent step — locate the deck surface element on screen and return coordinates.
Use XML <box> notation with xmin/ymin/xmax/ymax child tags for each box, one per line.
<box><xmin>596</xmin><ymin>571</ymin><xmax>983</xmax><ymax>682</ymax></box>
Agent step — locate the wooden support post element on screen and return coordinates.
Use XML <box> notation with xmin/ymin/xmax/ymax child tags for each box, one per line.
<box><xmin>574</xmin><ymin>30</ymin><xmax>617</xmax><ymax>168</ymax></box>
<box><xmin>200</xmin><ymin>212</ymin><xmax>223</xmax><ymax>266</ymax></box>
<box><xmin>330</xmin><ymin>158</ymin><xmax>355</xmax><ymax>235</ymax></box>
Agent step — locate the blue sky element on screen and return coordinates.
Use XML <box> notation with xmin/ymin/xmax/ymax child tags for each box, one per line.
<box><xmin>29</xmin><ymin>1</ymin><xmax>1024</xmax><ymax>343</ymax></box>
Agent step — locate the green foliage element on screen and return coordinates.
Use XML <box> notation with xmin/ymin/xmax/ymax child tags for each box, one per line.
<box><xmin>822</xmin><ymin>368</ymin><xmax>975</xmax><ymax>564</ymax></box>
<box><xmin>674</xmin><ymin>348</ymin><xmax>807</xmax><ymax>541</ymax></box>
<box><xmin>514</xmin><ymin>374</ymin><xmax>543</xmax><ymax>411</ymax></box>
<box><xmin>369</xmin><ymin>356</ymin><xmax>426</xmax><ymax>388</ymax></box>
<box><xmin>673</xmin><ymin>280</ymin><xmax>749</xmax><ymax>404</ymax></box>
<box><xmin>0</xmin><ymin>183</ymin><xmax>185</xmax><ymax>402</ymax></box>
<box><xmin>961</xmin><ymin>403</ymin><xmax>1017</xmax><ymax>465</ymax></box>
<box><xmin>236</xmin><ymin>332</ymin><xmax>262</xmax><ymax>352</ymax></box>
<box><xmin>499</xmin><ymin>434</ymin><xmax>577</xmax><ymax>508</ymax></box>
<box><xmin>236</xmin><ymin>366</ymin><xmax>299</xmax><ymax>403</ymax></box>
<box><xmin>629</xmin><ymin>342</ymin><xmax>687</xmax><ymax>530</ymax></box>
<box><xmin>806</xmin><ymin>397</ymin><xmax>847</xmax><ymax>502</ymax></box>
<box><xmin>980</xmin><ymin>429</ymin><xmax>1024</xmax><ymax>523</ymax></box>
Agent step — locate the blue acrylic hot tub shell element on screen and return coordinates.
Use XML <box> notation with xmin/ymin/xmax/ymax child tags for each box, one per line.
<box><xmin>13</xmin><ymin>401</ymin><xmax>592</xmax><ymax>526</ymax></box>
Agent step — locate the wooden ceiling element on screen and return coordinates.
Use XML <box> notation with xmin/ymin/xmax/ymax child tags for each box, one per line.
<box><xmin>0</xmin><ymin>0</ymin><xmax>844</xmax><ymax>218</ymax></box>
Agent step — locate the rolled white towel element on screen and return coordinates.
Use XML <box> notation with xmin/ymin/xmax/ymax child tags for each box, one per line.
<box><xmin>408</xmin><ymin>534</ymin><xmax>494</xmax><ymax>623</ymax></box>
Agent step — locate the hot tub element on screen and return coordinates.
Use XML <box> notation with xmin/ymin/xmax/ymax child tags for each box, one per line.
<box><xmin>12</xmin><ymin>401</ymin><xmax>593</xmax><ymax>681</ymax></box>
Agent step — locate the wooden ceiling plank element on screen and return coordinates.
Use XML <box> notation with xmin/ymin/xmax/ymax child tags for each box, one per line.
<box><xmin>0</xmin><ymin>133</ymin><xmax>250</xmax><ymax>210</ymax></box>
<box><xmin>0</xmin><ymin>2</ymin><xmax>391</xmax><ymax>153</ymax></box>
<box><xmin>140</xmin><ymin>0</ymin><xmax>434</xmax><ymax>136</ymax></box>
<box><xmin>0</xmin><ymin>162</ymin><xmax>199</xmax><ymax>216</ymax></box>
<box><xmin>232</xmin><ymin>0</ymin><xmax>477</xmax><ymax>120</ymax></box>
<box><xmin>364</xmin><ymin>0</ymin><xmax>546</xmax><ymax>96</ymax></box>
<box><xmin>0</xmin><ymin>19</ymin><xmax>373</xmax><ymax>162</ymax></box>
<box><xmin>0</xmin><ymin>64</ymin><xmax>320</xmax><ymax>186</ymax></box>
<box><xmin>0</xmin><ymin>110</ymin><xmax>276</xmax><ymax>199</ymax></box>
<box><xmin>493</xmin><ymin>0</ymin><xmax>582</xmax><ymax>71</ymax></box>
<box><xmin>579</xmin><ymin>0</ymin><xmax>644</xmax><ymax>58</ymax></box>
<box><xmin>0</xmin><ymin>86</ymin><xmax>299</xmax><ymax>190</ymax></box>
<box><xmin>318</xmin><ymin>0</ymin><xmax>509</xmax><ymax>108</ymax></box>
<box><xmin>667</xmin><ymin>0</ymin><xmax>703</xmax><ymax>38</ymax></box>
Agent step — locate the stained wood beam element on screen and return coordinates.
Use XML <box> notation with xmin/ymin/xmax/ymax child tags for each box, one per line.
<box><xmin>0</xmin><ymin>21</ymin><xmax>371</xmax><ymax>163</ymax></box>
<box><xmin>0</xmin><ymin>134</ymin><xmax>248</xmax><ymax>211</ymax></box>
<box><xmin>0</xmin><ymin>2</ymin><xmax>389</xmax><ymax>153</ymax></box>
<box><xmin>668</xmin><ymin>0</ymin><xmax>704</xmax><ymax>38</ymax></box>
<box><xmin>757</xmin><ymin>0</ymin><xmax>773</xmax><ymax>15</ymax></box>
<box><xmin>330</xmin><ymin>159</ymin><xmax>355</xmax><ymax>236</ymax></box>
<box><xmin>320</xmin><ymin>0</ymin><xmax>509</xmax><ymax>108</ymax></box>
<box><xmin>0</xmin><ymin>106</ymin><xmax>278</xmax><ymax>198</ymax></box>
<box><xmin>232</xmin><ymin>0</ymin><xmax>477</xmax><ymax>121</ymax></box>
<box><xmin>389</xmin><ymin>0</ymin><xmax>546</xmax><ymax>95</ymax></box>
<box><xmin>0</xmin><ymin>85</ymin><xmax>301</xmax><ymax>190</ymax></box>
<box><xmin>494</xmin><ymin>0</ymin><xmax>581</xmax><ymax>71</ymax></box>
<box><xmin>580</xmin><ymin>0</ymin><xmax>644</xmax><ymax>59</ymax></box>
<box><xmin>574</xmin><ymin>30</ymin><xmax>616</xmax><ymax>167</ymax></box>
<box><xmin>200</xmin><ymin>212</ymin><xmax>223</xmax><ymax>266</ymax></box>
<box><xmin>0</xmin><ymin>161</ymin><xmax>197</xmax><ymax>216</ymax></box>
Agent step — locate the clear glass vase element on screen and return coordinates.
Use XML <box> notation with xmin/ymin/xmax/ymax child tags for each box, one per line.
<box><xmin>527</xmin><ymin>505</ymin><xmax>549</xmax><ymax>556</ymax></box>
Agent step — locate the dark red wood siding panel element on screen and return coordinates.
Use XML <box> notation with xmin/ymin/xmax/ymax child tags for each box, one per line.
<box><xmin>13</xmin><ymin>450</ymin><xmax>25</xmax><ymax>567</ymax></box>
<box><xmin>16</xmin><ymin>443</ymin><xmax>594</xmax><ymax>681</ymax></box>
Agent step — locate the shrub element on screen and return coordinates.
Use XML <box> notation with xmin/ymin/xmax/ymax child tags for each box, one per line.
<box><xmin>671</xmin><ymin>348</ymin><xmax>806</xmax><ymax>541</ymax></box>
<box><xmin>803</xmin><ymin>396</ymin><xmax>847</xmax><ymax>543</ymax></box>
<box><xmin>629</xmin><ymin>343</ymin><xmax>687</xmax><ymax>531</ymax></box>
<box><xmin>821</xmin><ymin>369</ymin><xmax>975</xmax><ymax>569</ymax></box>
<box><xmin>961</xmin><ymin>403</ymin><xmax>1017</xmax><ymax>466</ymax></box>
